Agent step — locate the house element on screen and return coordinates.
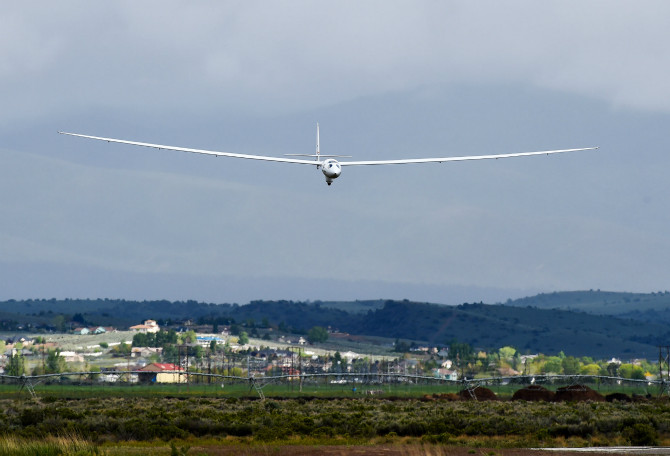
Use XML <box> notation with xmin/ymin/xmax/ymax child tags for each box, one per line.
<box><xmin>4</xmin><ymin>335</ymin><xmax>34</xmax><ymax>346</ymax></box>
<box><xmin>434</xmin><ymin>368</ymin><xmax>458</xmax><ymax>381</ymax></box>
<box><xmin>59</xmin><ymin>351</ymin><xmax>85</xmax><ymax>363</ymax></box>
<box><xmin>341</xmin><ymin>351</ymin><xmax>362</xmax><ymax>361</ymax></box>
<box><xmin>196</xmin><ymin>335</ymin><xmax>225</xmax><ymax>348</ymax></box>
<box><xmin>131</xmin><ymin>347</ymin><xmax>163</xmax><ymax>358</ymax></box>
<box><xmin>129</xmin><ymin>320</ymin><xmax>160</xmax><ymax>334</ymax></box>
<box><xmin>98</xmin><ymin>367</ymin><xmax>123</xmax><ymax>383</ymax></box>
<box><xmin>137</xmin><ymin>362</ymin><xmax>187</xmax><ymax>383</ymax></box>
<box><xmin>519</xmin><ymin>354</ymin><xmax>539</xmax><ymax>364</ymax></box>
<box><xmin>74</xmin><ymin>326</ymin><xmax>114</xmax><ymax>335</ymax></box>
<box><xmin>99</xmin><ymin>367</ymin><xmax>138</xmax><ymax>383</ymax></box>
<box><xmin>497</xmin><ymin>366</ymin><xmax>520</xmax><ymax>377</ymax></box>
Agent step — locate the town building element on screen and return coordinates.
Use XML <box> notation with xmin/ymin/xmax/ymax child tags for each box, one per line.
<box><xmin>129</xmin><ymin>320</ymin><xmax>160</xmax><ymax>334</ymax></box>
<box><xmin>137</xmin><ymin>362</ymin><xmax>187</xmax><ymax>383</ymax></box>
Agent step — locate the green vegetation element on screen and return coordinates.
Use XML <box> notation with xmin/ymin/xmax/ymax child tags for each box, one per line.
<box><xmin>237</xmin><ymin>331</ymin><xmax>249</xmax><ymax>345</ymax></box>
<box><xmin>46</xmin><ymin>349</ymin><xmax>68</xmax><ymax>374</ymax></box>
<box><xmin>307</xmin><ymin>326</ymin><xmax>328</xmax><ymax>344</ymax></box>
<box><xmin>2</xmin><ymin>296</ymin><xmax>667</xmax><ymax>358</ymax></box>
<box><xmin>4</xmin><ymin>354</ymin><xmax>25</xmax><ymax>376</ymax></box>
<box><xmin>0</xmin><ymin>396</ymin><xmax>667</xmax><ymax>447</ymax></box>
<box><xmin>132</xmin><ymin>329</ymin><xmax>178</xmax><ymax>348</ymax></box>
<box><xmin>507</xmin><ymin>290</ymin><xmax>670</xmax><ymax>318</ymax></box>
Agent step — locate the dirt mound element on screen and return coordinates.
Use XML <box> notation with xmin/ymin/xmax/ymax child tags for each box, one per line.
<box><xmin>606</xmin><ymin>392</ymin><xmax>632</xmax><ymax>402</ymax></box>
<box><xmin>512</xmin><ymin>384</ymin><xmax>555</xmax><ymax>402</ymax></box>
<box><xmin>458</xmin><ymin>386</ymin><xmax>498</xmax><ymax>401</ymax></box>
<box><xmin>553</xmin><ymin>384</ymin><xmax>604</xmax><ymax>402</ymax></box>
<box><xmin>424</xmin><ymin>393</ymin><xmax>462</xmax><ymax>401</ymax></box>
<box><xmin>433</xmin><ymin>392</ymin><xmax>461</xmax><ymax>401</ymax></box>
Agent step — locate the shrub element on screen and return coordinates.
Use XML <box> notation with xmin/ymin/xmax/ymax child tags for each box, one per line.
<box><xmin>624</xmin><ymin>423</ymin><xmax>658</xmax><ymax>446</ymax></box>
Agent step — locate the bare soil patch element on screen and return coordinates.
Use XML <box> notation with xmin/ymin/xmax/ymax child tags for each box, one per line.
<box><xmin>553</xmin><ymin>385</ymin><xmax>604</xmax><ymax>402</ymax></box>
<box><xmin>171</xmin><ymin>445</ymin><xmax>653</xmax><ymax>456</ymax></box>
<box><xmin>512</xmin><ymin>385</ymin><xmax>556</xmax><ymax>402</ymax></box>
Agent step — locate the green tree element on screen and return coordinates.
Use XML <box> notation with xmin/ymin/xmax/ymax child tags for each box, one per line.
<box><xmin>163</xmin><ymin>344</ymin><xmax>178</xmax><ymax>362</ymax></box>
<box><xmin>580</xmin><ymin>363</ymin><xmax>601</xmax><ymax>376</ymax></box>
<box><xmin>543</xmin><ymin>356</ymin><xmax>563</xmax><ymax>374</ymax></box>
<box><xmin>619</xmin><ymin>363</ymin><xmax>646</xmax><ymax>380</ymax></box>
<box><xmin>52</xmin><ymin>314</ymin><xmax>66</xmax><ymax>332</ymax></box>
<box><xmin>562</xmin><ymin>356</ymin><xmax>581</xmax><ymax>375</ymax></box>
<box><xmin>331</xmin><ymin>351</ymin><xmax>344</xmax><ymax>372</ymax></box>
<box><xmin>6</xmin><ymin>353</ymin><xmax>25</xmax><ymax>376</ymax></box>
<box><xmin>156</xmin><ymin>329</ymin><xmax>178</xmax><ymax>347</ymax></box>
<box><xmin>192</xmin><ymin>345</ymin><xmax>204</xmax><ymax>360</ymax></box>
<box><xmin>307</xmin><ymin>326</ymin><xmax>329</xmax><ymax>344</ymax></box>
<box><xmin>112</xmin><ymin>342</ymin><xmax>131</xmax><ymax>357</ymax></box>
<box><xmin>394</xmin><ymin>339</ymin><xmax>411</xmax><ymax>353</ymax></box>
<box><xmin>498</xmin><ymin>346</ymin><xmax>516</xmax><ymax>360</ymax></box>
<box><xmin>449</xmin><ymin>341</ymin><xmax>474</xmax><ymax>362</ymax></box>
<box><xmin>46</xmin><ymin>350</ymin><xmax>67</xmax><ymax>374</ymax></box>
<box><xmin>238</xmin><ymin>331</ymin><xmax>249</xmax><ymax>345</ymax></box>
<box><xmin>180</xmin><ymin>330</ymin><xmax>197</xmax><ymax>344</ymax></box>
<box><xmin>132</xmin><ymin>332</ymin><xmax>151</xmax><ymax>347</ymax></box>
<box><xmin>607</xmin><ymin>362</ymin><xmax>619</xmax><ymax>377</ymax></box>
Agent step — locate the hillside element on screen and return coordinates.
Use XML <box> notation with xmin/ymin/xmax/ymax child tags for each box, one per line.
<box><xmin>0</xmin><ymin>296</ymin><xmax>667</xmax><ymax>358</ymax></box>
<box><xmin>505</xmin><ymin>290</ymin><xmax>670</xmax><ymax>325</ymax></box>
<box><xmin>364</xmin><ymin>301</ymin><xmax>667</xmax><ymax>358</ymax></box>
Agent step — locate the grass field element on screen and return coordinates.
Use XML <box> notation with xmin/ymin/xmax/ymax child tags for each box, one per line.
<box><xmin>0</xmin><ymin>376</ymin><xmax>660</xmax><ymax>401</ymax></box>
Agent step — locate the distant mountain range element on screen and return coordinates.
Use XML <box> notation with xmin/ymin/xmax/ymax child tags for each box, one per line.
<box><xmin>1</xmin><ymin>291</ymin><xmax>668</xmax><ymax>359</ymax></box>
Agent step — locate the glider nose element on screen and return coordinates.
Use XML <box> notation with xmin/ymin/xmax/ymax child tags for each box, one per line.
<box><xmin>321</xmin><ymin>160</ymin><xmax>342</xmax><ymax>182</ymax></box>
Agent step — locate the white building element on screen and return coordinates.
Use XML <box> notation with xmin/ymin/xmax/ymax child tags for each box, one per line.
<box><xmin>129</xmin><ymin>320</ymin><xmax>160</xmax><ymax>334</ymax></box>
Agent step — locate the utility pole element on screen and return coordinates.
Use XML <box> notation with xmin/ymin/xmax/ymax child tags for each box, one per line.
<box><xmin>208</xmin><ymin>351</ymin><xmax>212</xmax><ymax>385</ymax></box>
<box><xmin>299</xmin><ymin>346</ymin><xmax>303</xmax><ymax>393</ymax></box>
<box><xmin>659</xmin><ymin>346</ymin><xmax>669</xmax><ymax>396</ymax></box>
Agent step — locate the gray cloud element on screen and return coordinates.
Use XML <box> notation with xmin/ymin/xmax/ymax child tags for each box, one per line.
<box><xmin>2</xmin><ymin>1</ymin><xmax>670</xmax><ymax>126</ymax></box>
<box><xmin>0</xmin><ymin>2</ymin><xmax>668</xmax><ymax>303</ymax></box>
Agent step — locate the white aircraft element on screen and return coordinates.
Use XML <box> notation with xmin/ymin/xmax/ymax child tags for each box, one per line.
<box><xmin>59</xmin><ymin>125</ymin><xmax>597</xmax><ymax>186</ymax></box>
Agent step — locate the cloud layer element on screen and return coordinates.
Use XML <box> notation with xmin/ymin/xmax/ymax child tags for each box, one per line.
<box><xmin>1</xmin><ymin>2</ymin><xmax>669</xmax><ymax>303</ymax></box>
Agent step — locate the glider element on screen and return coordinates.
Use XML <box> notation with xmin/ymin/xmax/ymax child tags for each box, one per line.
<box><xmin>59</xmin><ymin>125</ymin><xmax>597</xmax><ymax>186</ymax></box>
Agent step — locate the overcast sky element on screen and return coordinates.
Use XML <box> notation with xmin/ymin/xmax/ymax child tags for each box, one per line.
<box><xmin>1</xmin><ymin>2</ymin><xmax>669</xmax><ymax>305</ymax></box>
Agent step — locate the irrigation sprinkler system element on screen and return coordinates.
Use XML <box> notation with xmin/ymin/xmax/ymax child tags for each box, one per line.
<box><xmin>1</xmin><ymin>371</ymin><xmax>666</xmax><ymax>401</ymax></box>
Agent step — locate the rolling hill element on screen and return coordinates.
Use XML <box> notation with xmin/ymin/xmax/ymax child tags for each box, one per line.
<box><xmin>504</xmin><ymin>290</ymin><xmax>670</xmax><ymax>325</ymax></box>
<box><xmin>1</xmin><ymin>293</ymin><xmax>668</xmax><ymax>358</ymax></box>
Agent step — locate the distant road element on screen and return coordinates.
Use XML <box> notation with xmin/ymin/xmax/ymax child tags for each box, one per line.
<box><xmin>535</xmin><ymin>448</ymin><xmax>670</xmax><ymax>455</ymax></box>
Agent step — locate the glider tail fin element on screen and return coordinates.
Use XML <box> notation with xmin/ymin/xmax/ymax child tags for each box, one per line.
<box><xmin>316</xmin><ymin>122</ymin><xmax>320</xmax><ymax>161</ymax></box>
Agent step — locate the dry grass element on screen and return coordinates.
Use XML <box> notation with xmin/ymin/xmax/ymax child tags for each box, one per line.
<box><xmin>0</xmin><ymin>433</ymin><xmax>102</xmax><ymax>455</ymax></box>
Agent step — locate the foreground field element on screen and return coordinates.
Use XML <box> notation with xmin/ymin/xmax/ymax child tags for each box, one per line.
<box><xmin>4</xmin><ymin>440</ymin><xmax>668</xmax><ymax>456</ymax></box>
<box><xmin>0</xmin><ymin>395</ymin><xmax>668</xmax><ymax>455</ymax></box>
